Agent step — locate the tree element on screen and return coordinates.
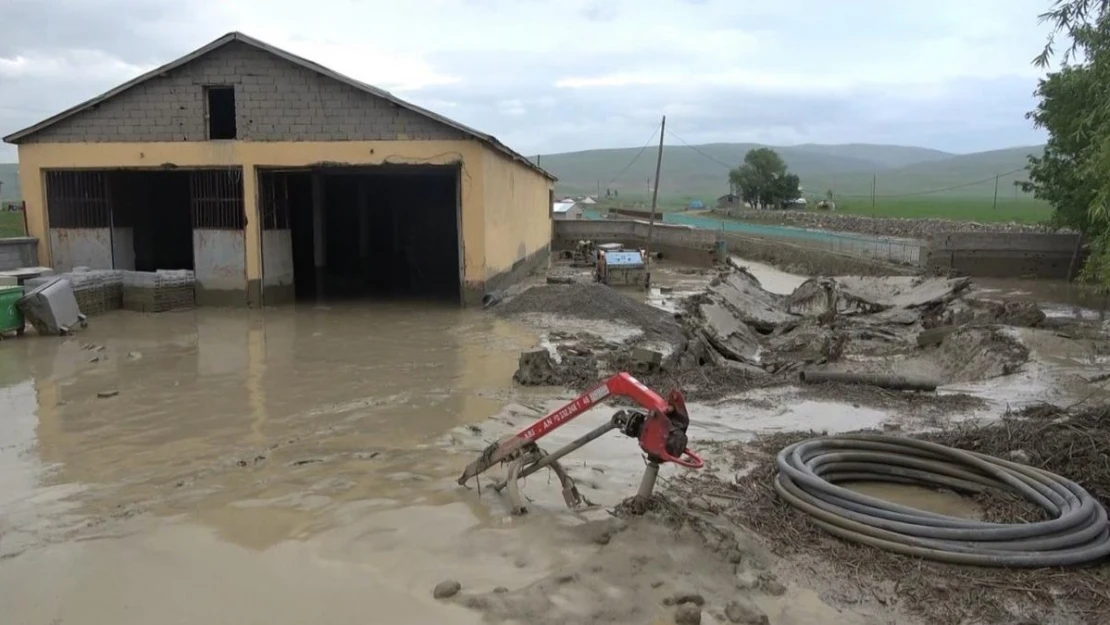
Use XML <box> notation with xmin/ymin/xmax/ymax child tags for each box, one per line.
<box><xmin>728</xmin><ymin>148</ymin><xmax>801</xmax><ymax>209</ymax></box>
<box><xmin>1026</xmin><ymin>1</ymin><xmax>1110</xmax><ymax>289</ymax></box>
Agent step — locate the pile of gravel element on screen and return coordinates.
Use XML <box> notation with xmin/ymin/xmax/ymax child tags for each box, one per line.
<box><xmin>493</xmin><ymin>283</ymin><xmax>686</xmax><ymax>346</ymax></box>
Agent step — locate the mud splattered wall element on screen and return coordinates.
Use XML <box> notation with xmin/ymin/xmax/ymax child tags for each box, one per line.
<box><xmin>43</xmin><ymin>171</ymin><xmax>113</xmax><ymax>271</ymax></box>
<box><xmin>191</xmin><ymin>170</ymin><xmax>247</xmax><ymax>305</ymax></box>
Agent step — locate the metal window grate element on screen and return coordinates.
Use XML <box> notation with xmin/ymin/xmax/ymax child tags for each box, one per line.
<box><xmin>45</xmin><ymin>170</ymin><xmax>111</xmax><ymax>228</ymax></box>
<box><xmin>190</xmin><ymin>169</ymin><xmax>245</xmax><ymax>229</ymax></box>
<box><xmin>258</xmin><ymin>171</ymin><xmax>292</xmax><ymax>230</ymax></box>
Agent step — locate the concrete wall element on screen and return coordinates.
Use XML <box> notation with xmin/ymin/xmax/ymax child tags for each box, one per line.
<box><xmin>112</xmin><ymin>227</ymin><xmax>136</xmax><ymax>270</ymax></box>
<box><xmin>926</xmin><ymin>232</ymin><xmax>1083</xmax><ymax>279</ymax></box>
<box><xmin>720</xmin><ymin>233</ymin><xmax>918</xmax><ymax>277</ymax></box>
<box><xmin>0</xmin><ymin>237</ymin><xmax>38</xmax><ymax>270</ymax></box>
<box><xmin>48</xmin><ymin>228</ymin><xmax>112</xmax><ymax>272</ymax></box>
<box><xmin>552</xmin><ymin>219</ymin><xmax>717</xmax><ymax>266</ymax></box>
<box><xmin>15</xmin><ymin>41</ymin><xmax>463</xmax><ymax>144</ymax></box>
<box><xmin>261</xmin><ymin>229</ymin><xmax>294</xmax><ymax>304</ymax></box>
<box><xmin>193</xmin><ymin>229</ymin><xmax>247</xmax><ymax>305</ymax></box>
<box><xmin>480</xmin><ymin>148</ymin><xmax>554</xmax><ymax>297</ymax></box>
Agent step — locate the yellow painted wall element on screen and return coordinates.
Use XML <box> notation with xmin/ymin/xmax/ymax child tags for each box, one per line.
<box><xmin>481</xmin><ymin>148</ymin><xmax>553</xmax><ymax>278</ymax></box>
<box><xmin>16</xmin><ymin>140</ymin><xmax>490</xmax><ymax>285</ymax></box>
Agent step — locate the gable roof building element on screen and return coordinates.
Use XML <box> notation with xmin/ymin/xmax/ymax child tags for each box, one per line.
<box><xmin>6</xmin><ymin>32</ymin><xmax>554</xmax><ymax>306</ymax></box>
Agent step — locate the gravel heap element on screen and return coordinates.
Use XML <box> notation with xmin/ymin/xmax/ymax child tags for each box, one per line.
<box><xmin>728</xmin><ymin>210</ymin><xmax>1064</xmax><ymax>240</ymax></box>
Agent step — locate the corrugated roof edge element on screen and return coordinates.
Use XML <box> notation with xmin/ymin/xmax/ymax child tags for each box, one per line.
<box><xmin>2</xmin><ymin>32</ymin><xmax>556</xmax><ymax>181</ymax></box>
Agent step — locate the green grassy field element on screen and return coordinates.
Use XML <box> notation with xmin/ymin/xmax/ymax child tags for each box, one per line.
<box><xmin>0</xmin><ymin>211</ymin><xmax>26</xmax><ymax>237</ymax></box>
<box><xmin>828</xmin><ymin>197</ymin><xmax>1053</xmax><ymax>223</ymax></box>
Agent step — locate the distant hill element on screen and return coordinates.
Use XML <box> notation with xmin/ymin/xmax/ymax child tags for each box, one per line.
<box><xmin>0</xmin><ymin>163</ymin><xmax>18</xmax><ymax>203</ymax></box>
<box><xmin>538</xmin><ymin>143</ymin><xmax>1044</xmax><ymax>202</ymax></box>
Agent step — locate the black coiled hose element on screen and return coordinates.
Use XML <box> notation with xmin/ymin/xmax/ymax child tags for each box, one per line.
<box><xmin>774</xmin><ymin>434</ymin><xmax>1110</xmax><ymax>567</ymax></box>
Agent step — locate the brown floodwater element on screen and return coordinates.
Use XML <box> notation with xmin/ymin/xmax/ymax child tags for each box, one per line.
<box><xmin>0</xmin><ymin>303</ymin><xmax>566</xmax><ymax>625</ymax></box>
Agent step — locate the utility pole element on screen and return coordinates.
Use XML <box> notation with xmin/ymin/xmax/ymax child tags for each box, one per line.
<box><xmin>645</xmin><ymin>115</ymin><xmax>666</xmax><ymax>290</ymax></box>
<box><xmin>597</xmin><ymin>180</ymin><xmax>601</xmax><ymax>199</ymax></box>
<box><xmin>992</xmin><ymin>173</ymin><xmax>1000</xmax><ymax>209</ymax></box>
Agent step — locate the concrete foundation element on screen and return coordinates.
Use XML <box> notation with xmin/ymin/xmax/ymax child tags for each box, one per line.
<box><xmin>468</xmin><ymin>243</ymin><xmax>551</xmax><ymax>305</ymax></box>
<box><xmin>49</xmin><ymin>228</ymin><xmax>113</xmax><ymax>272</ymax></box>
<box><xmin>193</xmin><ymin>229</ymin><xmax>247</xmax><ymax>306</ymax></box>
<box><xmin>262</xmin><ymin>229</ymin><xmax>295</xmax><ymax>305</ymax></box>
<box><xmin>0</xmin><ymin>237</ymin><xmax>39</xmax><ymax>271</ymax></box>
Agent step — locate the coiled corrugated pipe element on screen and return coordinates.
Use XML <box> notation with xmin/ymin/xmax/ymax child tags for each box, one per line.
<box><xmin>774</xmin><ymin>434</ymin><xmax>1110</xmax><ymax>567</ymax></box>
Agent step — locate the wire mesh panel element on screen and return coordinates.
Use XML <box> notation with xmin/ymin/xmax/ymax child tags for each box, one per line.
<box><xmin>190</xmin><ymin>169</ymin><xmax>245</xmax><ymax>229</ymax></box>
<box><xmin>44</xmin><ymin>170</ymin><xmax>111</xmax><ymax>228</ymax></box>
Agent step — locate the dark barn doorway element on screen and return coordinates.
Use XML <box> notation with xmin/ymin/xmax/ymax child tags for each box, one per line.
<box><xmin>258</xmin><ymin>165</ymin><xmax>461</xmax><ymax>303</ymax></box>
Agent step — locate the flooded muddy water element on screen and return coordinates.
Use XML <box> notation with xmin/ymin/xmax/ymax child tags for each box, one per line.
<box><xmin>844</xmin><ymin>482</ymin><xmax>983</xmax><ymax>520</ymax></box>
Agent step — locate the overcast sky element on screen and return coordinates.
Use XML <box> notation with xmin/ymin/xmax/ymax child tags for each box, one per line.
<box><xmin>0</xmin><ymin>0</ymin><xmax>1055</xmax><ymax>161</ymax></box>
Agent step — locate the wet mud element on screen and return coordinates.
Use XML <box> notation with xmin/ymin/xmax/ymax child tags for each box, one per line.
<box><xmin>3</xmin><ymin>255</ymin><xmax>1109</xmax><ymax>625</ymax></box>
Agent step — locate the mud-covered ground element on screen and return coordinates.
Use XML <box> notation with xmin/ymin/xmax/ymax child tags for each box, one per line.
<box><xmin>2</xmin><ymin>259</ymin><xmax>1109</xmax><ymax>625</ymax></box>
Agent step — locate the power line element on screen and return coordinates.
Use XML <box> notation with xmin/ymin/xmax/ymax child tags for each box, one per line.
<box><xmin>838</xmin><ymin>168</ymin><xmax>1028</xmax><ymax>199</ymax></box>
<box><xmin>604</xmin><ymin>126</ymin><xmax>660</xmax><ymax>188</ymax></box>
<box><xmin>666</xmin><ymin>130</ymin><xmax>735</xmax><ymax>171</ymax></box>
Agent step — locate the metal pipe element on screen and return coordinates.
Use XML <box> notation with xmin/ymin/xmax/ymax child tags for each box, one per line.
<box><xmin>494</xmin><ymin>421</ymin><xmax>618</xmax><ymax>491</ymax></box>
<box><xmin>798</xmin><ymin>370</ymin><xmax>938</xmax><ymax>392</ymax></box>
<box><xmin>635</xmin><ymin>461</ymin><xmax>660</xmax><ymax>504</ymax></box>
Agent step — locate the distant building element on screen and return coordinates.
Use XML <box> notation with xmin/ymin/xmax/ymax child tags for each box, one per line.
<box><xmin>579</xmin><ymin>196</ymin><xmax>597</xmax><ymax>205</ymax></box>
<box><xmin>553</xmin><ymin>200</ymin><xmax>583</xmax><ymax>220</ymax></box>
<box><xmin>716</xmin><ymin>193</ymin><xmax>740</xmax><ymax>210</ymax></box>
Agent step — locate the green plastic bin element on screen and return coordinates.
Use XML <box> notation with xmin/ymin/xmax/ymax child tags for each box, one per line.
<box><xmin>0</xmin><ymin>285</ymin><xmax>25</xmax><ymax>335</ymax></box>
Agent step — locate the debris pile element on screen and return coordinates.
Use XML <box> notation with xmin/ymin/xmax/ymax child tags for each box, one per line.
<box><xmin>495</xmin><ymin>261</ymin><xmax>1049</xmax><ymax>397</ymax></box>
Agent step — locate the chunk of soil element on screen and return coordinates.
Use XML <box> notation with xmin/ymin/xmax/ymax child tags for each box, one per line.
<box><xmin>674</xmin><ymin>603</ymin><xmax>702</xmax><ymax>625</ymax></box>
<box><xmin>493</xmin><ymin>283</ymin><xmax>686</xmax><ymax>348</ymax></box>
<box><xmin>725</xmin><ymin>599</ymin><xmax>769</xmax><ymax>625</ymax></box>
<box><xmin>933</xmin><ymin>325</ymin><xmax>1029</xmax><ymax>382</ymax></box>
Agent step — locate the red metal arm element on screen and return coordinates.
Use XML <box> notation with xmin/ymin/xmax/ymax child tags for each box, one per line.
<box><xmin>458</xmin><ymin>373</ymin><xmax>700</xmax><ymax>485</ymax></box>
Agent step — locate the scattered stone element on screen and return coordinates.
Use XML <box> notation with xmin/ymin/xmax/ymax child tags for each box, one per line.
<box><xmin>1008</xmin><ymin>449</ymin><xmax>1032</xmax><ymax>464</ymax></box>
<box><xmin>725</xmin><ymin>599</ymin><xmax>770</xmax><ymax>625</ymax></box>
<box><xmin>433</xmin><ymin>580</ymin><xmax>461</xmax><ymax>599</ymax></box>
<box><xmin>674</xmin><ymin>603</ymin><xmax>702</xmax><ymax>625</ymax></box>
<box><xmin>97</xmin><ymin>390</ymin><xmax>119</xmax><ymax>399</ymax></box>
<box><xmin>651</xmin><ymin>580</ymin><xmax>665</xmax><ymax>588</ymax></box>
<box><xmin>735</xmin><ymin>569</ymin><xmax>760</xmax><ymax>590</ymax></box>
<box><xmin>556</xmin><ymin>573</ymin><xmax>577</xmax><ymax>584</ymax></box>
<box><xmin>758</xmin><ymin>574</ymin><xmax>787</xmax><ymax>596</ymax></box>
<box><xmin>88</xmin><ymin>356</ymin><xmax>100</xmax><ymax>363</ymax></box>
<box><xmin>514</xmin><ymin>557</ymin><xmax>528</xmax><ymax>568</ymax></box>
<box><xmin>127</xmin><ymin>351</ymin><xmax>142</xmax><ymax>360</ymax></box>
<box><xmin>664</xmin><ymin>592</ymin><xmax>705</xmax><ymax>607</ymax></box>
<box><xmin>629</xmin><ymin>346</ymin><xmax>663</xmax><ymax>374</ymax></box>
<box><xmin>493</xmin><ymin>586</ymin><xmax>509</xmax><ymax>594</ymax></box>
<box><xmin>727</xmin><ymin>550</ymin><xmax>744</xmax><ymax>564</ymax></box>
<box><xmin>592</xmin><ymin>532</ymin><xmax>612</xmax><ymax>546</ymax></box>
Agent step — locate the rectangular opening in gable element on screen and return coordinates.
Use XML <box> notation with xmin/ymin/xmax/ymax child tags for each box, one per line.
<box><xmin>206</xmin><ymin>86</ymin><xmax>237</xmax><ymax>140</ymax></box>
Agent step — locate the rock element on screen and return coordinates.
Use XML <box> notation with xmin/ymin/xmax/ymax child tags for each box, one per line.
<box><xmin>664</xmin><ymin>592</ymin><xmax>705</xmax><ymax>607</ymax></box>
<box><xmin>727</xmin><ymin>550</ymin><xmax>744</xmax><ymax>564</ymax></box>
<box><xmin>433</xmin><ymin>580</ymin><xmax>461</xmax><ymax>599</ymax></box>
<box><xmin>1008</xmin><ymin>449</ymin><xmax>1032</xmax><ymax>464</ymax></box>
<box><xmin>493</xmin><ymin>586</ymin><xmax>509</xmax><ymax>594</ymax></box>
<box><xmin>513</xmin><ymin>348</ymin><xmax>563</xmax><ymax>386</ymax></box>
<box><xmin>651</xmin><ymin>580</ymin><xmax>665</xmax><ymax>588</ymax></box>
<box><xmin>97</xmin><ymin>390</ymin><xmax>119</xmax><ymax>399</ymax></box>
<box><xmin>592</xmin><ymin>532</ymin><xmax>612</xmax><ymax>546</ymax></box>
<box><xmin>758</xmin><ymin>574</ymin><xmax>787</xmax><ymax>596</ymax></box>
<box><xmin>555</xmin><ymin>573</ymin><xmax>577</xmax><ymax>584</ymax></box>
<box><xmin>674</xmin><ymin>603</ymin><xmax>702</xmax><ymax>625</ymax></box>
<box><xmin>735</xmin><ymin>570</ymin><xmax>760</xmax><ymax>590</ymax></box>
<box><xmin>725</xmin><ymin>599</ymin><xmax>769</xmax><ymax>625</ymax></box>
<box><xmin>127</xmin><ymin>351</ymin><xmax>142</xmax><ymax>360</ymax></box>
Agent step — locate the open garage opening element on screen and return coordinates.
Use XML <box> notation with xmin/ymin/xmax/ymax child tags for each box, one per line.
<box><xmin>258</xmin><ymin>165</ymin><xmax>462</xmax><ymax>304</ymax></box>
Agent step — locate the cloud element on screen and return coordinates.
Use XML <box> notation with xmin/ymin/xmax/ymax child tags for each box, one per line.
<box><xmin>0</xmin><ymin>0</ymin><xmax>1055</xmax><ymax>163</ymax></box>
